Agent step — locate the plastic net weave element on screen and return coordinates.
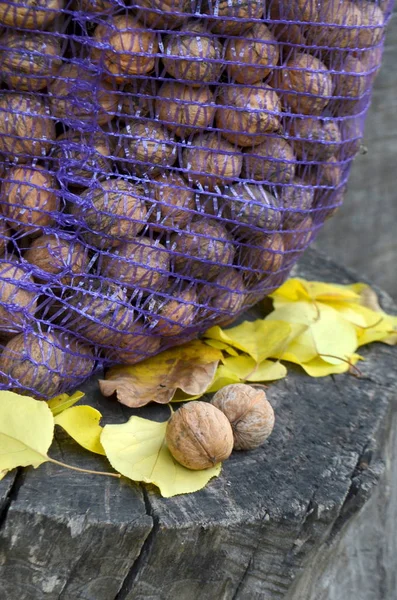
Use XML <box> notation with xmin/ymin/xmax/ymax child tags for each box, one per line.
<box><xmin>0</xmin><ymin>0</ymin><xmax>392</xmax><ymax>398</ymax></box>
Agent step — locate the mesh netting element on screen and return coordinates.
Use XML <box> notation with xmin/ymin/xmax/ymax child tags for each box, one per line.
<box><xmin>0</xmin><ymin>0</ymin><xmax>392</xmax><ymax>398</ymax></box>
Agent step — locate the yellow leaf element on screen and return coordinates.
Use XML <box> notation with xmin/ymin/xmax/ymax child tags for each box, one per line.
<box><xmin>221</xmin><ymin>355</ymin><xmax>287</xmax><ymax>382</ymax></box>
<box><xmin>204</xmin><ymin>320</ymin><xmax>291</xmax><ymax>363</ymax></box>
<box><xmin>101</xmin><ymin>417</ymin><xmax>221</xmax><ymax>498</ymax></box>
<box><xmin>47</xmin><ymin>391</ymin><xmax>85</xmax><ymax>416</ymax></box>
<box><xmin>54</xmin><ymin>406</ymin><xmax>106</xmax><ymax>455</ymax></box>
<box><xmin>99</xmin><ymin>340</ymin><xmax>222</xmax><ymax>408</ymax></box>
<box><xmin>295</xmin><ymin>354</ymin><xmax>362</xmax><ymax>377</ymax></box>
<box><xmin>203</xmin><ymin>338</ymin><xmax>239</xmax><ymax>356</ymax></box>
<box><xmin>0</xmin><ymin>392</ymin><xmax>54</xmax><ymax>470</ymax></box>
<box><xmin>266</xmin><ymin>302</ymin><xmax>358</xmax><ymax>365</ymax></box>
<box><xmin>0</xmin><ymin>470</ymin><xmax>9</xmax><ymax>480</ymax></box>
<box><xmin>206</xmin><ymin>365</ymin><xmax>243</xmax><ymax>393</ymax></box>
<box><xmin>270</xmin><ymin>278</ymin><xmax>359</xmax><ymax>306</ymax></box>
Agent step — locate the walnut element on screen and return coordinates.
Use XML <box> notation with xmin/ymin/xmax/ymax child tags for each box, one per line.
<box><xmin>333</xmin><ymin>54</ymin><xmax>373</xmax><ymax>101</ymax></box>
<box><xmin>24</xmin><ymin>233</ymin><xmax>89</xmax><ymax>285</ymax></box>
<box><xmin>238</xmin><ymin>232</ymin><xmax>284</xmax><ymax>283</ymax></box>
<box><xmin>270</xmin><ymin>0</ymin><xmax>319</xmax><ymax>23</ymax></box>
<box><xmin>148</xmin><ymin>172</ymin><xmax>195</xmax><ymax>231</ymax></box>
<box><xmin>0</xmin><ymin>331</ymin><xmax>66</xmax><ymax>398</ymax></box>
<box><xmin>314</xmin><ymin>184</ymin><xmax>346</xmax><ymax>222</ymax></box>
<box><xmin>281</xmin><ymin>177</ymin><xmax>315</xmax><ymax>230</ymax></box>
<box><xmin>182</xmin><ymin>132</ymin><xmax>242</xmax><ymax>190</ymax></box>
<box><xmin>163</xmin><ymin>20</ymin><xmax>223</xmax><ymax>87</ymax></box>
<box><xmin>211</xmin><ymin>383</ymin><xmax>275</xmax><ymax>450</ymax></box>
<box><xmin>58</xmin><ymin>333</ymin><xmax>96</xmax><ymax>385</ymax></box>
<box><xmin>155</xmin><ymin>82</ymin><xmax>216</xmax><ymax>138</ymax></box>
<box><xmin>308</xmin><ymin>1</ymin><xmax>384</xmax><ymax>49</ymax></box>
<box><xmin>243</xmin><ymin>137</ymin><xmax>296</xmax><ymax>184</ymax></box>
<box><xmin>222</xmin><ymin>182</ymin><xmax>282</xmax><ymax>238</ymax></box>
<box><xmin>0</xmin><ymin>165</ymin><xmax>59</xmax><ymax>235</ymax></box>
<box><xmin>278</xmin><ymin>53</ymin><xmax>333</xmax><ymax>116</ymax></box>
<box><xmin>147</xmin><ymin>285</ymin><xmax>197</xmax><ymax>336</ymax></box>
<box><xmin>282</xmin><ymin>215</ymin><xmax>314</xmax><ymax>266</ymax></box>
<box><xmin>200</xmin><ymin>268</ymin><xmax>246</xmax><ymax>325</ymax></box>
<box><xmin>92</xmin><ymin>15</ymin><xmax>158</xmax><ymax>82</ymax></box>
<box><xmin>103</xmin><ymin>322</ymin><xmax>161</xmax><ymax>365</ymax></box>
<box><xmin>0</xmin><ymin>31</ymin><xmax>62</xmax><ymax>91</ymax></box>
<box><xmin>170</xmin><ymin>218</ymin><xmax>235</xmax><ymax>281</ymax></box>
<box><xmin>269</xmin><ymin>1</ymin><xmax>309</xmax><ymax>47</ymax></box>
<box><xmin>225</xmin><ymin>23</ymin><xmax>279</xmax><ymax>85</ymax></box>
<box><xmin>48</xmin><ymin>63</ymin><xmax>119</xmax><ymax>126</ymax></box>
<box><xmin>66</xmin><ymin>281</ymin><xmax>133</xmax><ymax>346</ymax></box>
<box><xmin>101</xmin><ymin>237</ymin><xmax>171</xmax><ymax>292</ymax></box>
<box><xmin>73</xmin><ymin>178</ymin><xmax>148</xmax><ymax>249</ymax></box>
<box><xmin>0</xmin><ymin>220</ymin><xmax>10</xmax><ymax>256</ymax></box>
<box><xmin>120</xmin><ymin>78</ymin><xmax>157</xmax><ymax>118</ymax></box>
<box><xmin>339</xmin><ymin>117</ymin><xmax>362</xmax><ymax>160</ymax></box>
<box><xmin>0</xmin><ymin>93</ymin><xmax>55</xmax><ymax>162</ymax></box>
<box><xmin>74</xmin><ymin>0</ymin><xmax>117</xmax><ymax>13</ymax></box>
<box><xmin>0</xmin><ymin>0</ymin><xmax>64</xmax><ymax>30</ymax></box>
<box><xmin>134</xmin><ymin>0</ymin><xmax>191</xmax><ymax>29</ymax></box>
<box><xmin>51</xmin><ymin>130</ymin><xmax>113</xmax><ymax>188</ymax></box>
<box><xmin>165</xmin><ymin>401</ymin><xmax>234</xmax><ymax>470</ymax></box>
<box><xmin>117</xmin><ymin>119</ymin><xmax>176</xmax><ymax>177</ymax></box>
<box><xmin>216</xmin><ymin>84</ymin><xmax>282</xmax><ymax>148</ymax></box>
<box><xmin>203</xmin><ymin>0</ymin><xmax>264</xmax><ymax>35</ymax></box>
<box><xmin>289</xmin><ymin>118</ymin><xmax>342</xmax><ymax>161</ymax></box>
<box><xmin>0</xmin><ymin>261</ymin><xmax>38</xmax><ymax>337</ymax></box>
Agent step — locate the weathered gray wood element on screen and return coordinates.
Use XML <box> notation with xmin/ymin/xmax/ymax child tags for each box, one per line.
<box><xmin>314</xmin><ymin>7</ymin><xmax>397</xmax><ymax>299</ymax></box>
<box><xmin>0</xmin><ymin>248</ymin><xmax>396</xmax><ymax>600</ymax></box>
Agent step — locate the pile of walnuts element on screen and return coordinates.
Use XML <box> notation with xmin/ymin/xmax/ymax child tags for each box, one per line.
<box><xmin>0</xmin><ymin>0</ymin><xmax>387</xmax><ymax>397</ymax></box>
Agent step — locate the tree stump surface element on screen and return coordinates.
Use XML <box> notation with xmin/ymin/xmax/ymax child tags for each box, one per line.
<box><xmin>0</xmin><ymin>248</ymin><xmax>396</xmax><ymax>600</ymax></box>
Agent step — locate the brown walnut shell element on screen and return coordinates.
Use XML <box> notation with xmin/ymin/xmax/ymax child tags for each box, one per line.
<box><xmin>74</xmin><ymin>179</ymin><xmax>148</xmax><ymax>249</ymax></box>
<box><xmin>101</xmin><ymin>237</ymin><xmax>171</xmax><ymax>292</ymax></box>
<box><xmin>211</xmin><ymin>383</ymin><xmax>275</xmax><ymax>450</ymax></box>
<box><xmin>289</xmin><ymin>118</ymin><xmax>342</xmax><ymax>161</ymax></box>
<box><xmin>243</xmin><ymin>137</ymin><xmax>296</xmax><ymax>184</ymax></box>
<box><xmin>278</xmin><ymin>53</ymin><xmax>333</xmax><ymax>116</ymax></box>
<box><xmin>225</xmin><ymin>23</ymin><xmax>279</xmax><ymax>85</ymax></box>
<box><xmin>48</xmin><ymin>63</ymin><xmax>119</xmax><ymax>126</ymax></box>
<box><xmin>147</xmin><ymin>285</ymin><xmax>198</xmax><ymax>337</ymax></box>
<box><xmin>155</xmin><ymin>82</ymin><xmax>216</xmax><ymax>139</ymax></box>
<box><xmin>163</xmin><ymin>21</ymin><xmax>223</xmax><ymax>87</ymax></box>
<box><xmin>134</xmin><ymin>0</ymin><xmax>191</xmax><ymax>29</ymax></box>
<box><xmin>24</xmin><ymin>234</ymin><xmax>89</xmax><ymax>285</ymax></box>
<box><xmin>117</xmin><ymin>119</ymin><xmax>177</xmax><ymax>177</ymax></box>
<box><xmin>0</xmin><ymin>31</ymin><xmax>62</xmax><ymax>91</ymax></box>
<box><xmin>148</xmin><ymin>172</ymin><xmax>195</xmax><ymax>231</ymax></box>
<box><xmin>281</xmin><ymin>177</ymin><xmax>315</xmax><ymax>230</ymax></box>
<box><xmin>0</xmin><ymin>165</ymin><xmax>59</xmax><ymax>234</ymax></box>
<box><xmin>170</xmin><ymin>218</ymin><xmax>235</xmax><ymax>281</ymax></box>
<box><xmin>181</xmin><ymin>132</ymin><xmax>242</xmax><ymax>190</ymax></box>
<box><xmin>166</xmin><ymin>401</ymin><xmax>234</xmax><ymax>470</ymax></box>
<box><xmin>0</xmin><ymin>331</ymin><xmax>66</xmax><ymax>398</ymax></box>
<box><xmin>0</xmin><ymin>0</ymin><xmax>64</xmax><ymax>30</ymax></box>
<box><xmin>238</xmin><ymin>232</ymin><xmax>285</xmax><ymax>282</ymax></box>
<box><xmin>204</xmin><ymin>0</ymin><xmax>264</xmax><ymax>36</ymax></box>
<box><xmin>92</xmin><ymin>15</ymin><xmax>158</xmax><ymax>82</ymax></box>
<box><xmin>0</xmin><ymin>261</ymin><xmax>38</xmax><ymax>336</ymax></box>
<box><xmin>0</xmin><ymin>93</ymin><xmax>55</xmax><ymax>162</ymax></box>
<box><xmin>216</xmin><ymin>84</ymin><xmax>282</xmax><ymax>148</ymax></box>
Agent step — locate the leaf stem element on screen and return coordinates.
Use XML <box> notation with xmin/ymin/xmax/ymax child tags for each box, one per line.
<box><xmin>47</xmin><ymin>457</ymin><xmax>120</xmax><ymax>478</ymax></box>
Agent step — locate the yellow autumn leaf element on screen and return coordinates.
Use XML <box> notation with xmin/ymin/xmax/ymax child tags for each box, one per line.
<box><xmin>270</xmin><ymin>278</ymin><xmax>360</xmax><ymax>307</ymax></box>
<box><xmin>101</xmin><ymin>417</ymin><xmax>221</xmax><ymax>498</ymax></box>
<box><xmin>284</xmin><ymin>353</ymin><xmax>363</xmax><ymax>377</ymax></box>
<box><xmin>0</xmin><ymin>470</ymin><xmax>9</xmax><ymax>480</ymax></box>
<box><xmin>0</xmin><ymin>392</ymin><xmax>54</xmax><ymax>471</ymax></box>
<box><xmin>47</xmin><ymin>391</ymin><xmax>85</xmax><ymax>416</ymax></box>
<box><xmin>99</xmin><ymin>340</ymin><xmax>222</xmax><ymax>408</ymax></box>
<box><xmin>54</xmin><ymin>406</ymin><xmax>106</xmax><ymax>455</ymax></box>
<box><xmin>203</xmin><ymin>338</ymin><xmax>239</xmax><ymax>356</ymax></box>
<box><xmin>204</xmin><ymin>320</ymin><xmax>291</xmax><ymax>363</ymax></box>
<box><xmin>220</xmin><ymin>355</ymin><xmax>287</xmax><ymax>382</ymax></box>
<box><xmin>266</xmin><ymin>302</ymin><xmax>358</xmax><ymax>365</ymax></box>
<box><xmin>206</xmin><ymin>365</ymin><xmax>243</xmax><ymax>393</ymax></box>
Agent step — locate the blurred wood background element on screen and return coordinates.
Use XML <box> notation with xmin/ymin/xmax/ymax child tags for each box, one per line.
<box><xmin>314</xmin><ymin>7</ymin><xmax>397</xmax><ymax>299</ymax></box>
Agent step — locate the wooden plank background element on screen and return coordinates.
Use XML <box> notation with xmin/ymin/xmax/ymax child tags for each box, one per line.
<box><xmin>313</xmin><ymin>7</ymin><xmax>397</xmax><ymax>299</ymax></box>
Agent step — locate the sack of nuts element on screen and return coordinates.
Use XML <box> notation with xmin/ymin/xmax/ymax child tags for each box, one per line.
<box><xmin>0</xmin><ymin>0</ymin><xmax>392</xmax><ymax>397</ymax></box>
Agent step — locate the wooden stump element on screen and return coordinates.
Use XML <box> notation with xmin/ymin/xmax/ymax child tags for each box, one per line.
<box><xmin>0</xmin><ymin>248</ymin><xmax>396</xmax><ymax>600</ymax></box>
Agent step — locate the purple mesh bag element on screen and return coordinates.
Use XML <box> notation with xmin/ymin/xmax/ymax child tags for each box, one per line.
<box><xmin>0</xmin><ymin>0</ymin><xmax>393</xmax><ymax>398</ymax></box>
